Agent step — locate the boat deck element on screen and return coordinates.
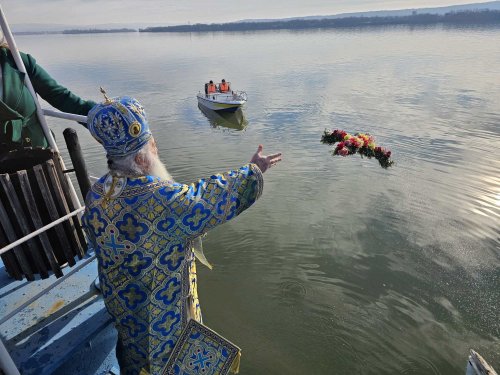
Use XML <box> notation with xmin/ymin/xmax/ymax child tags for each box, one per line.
<box><xmin>0</xmin><ymin>253</ymin><xmax>119</xmax><ymax>375</ymax></box>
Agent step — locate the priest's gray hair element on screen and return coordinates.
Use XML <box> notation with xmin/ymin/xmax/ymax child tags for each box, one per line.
<box><xmin>107</xmin><ymin>147</ymin><xmax>150</xmax><ymax>176</ymax></box>
<box><xmin>106</xmin><ymin>138</ymin><xmax>172</xmax><ymax>180</ymax></box>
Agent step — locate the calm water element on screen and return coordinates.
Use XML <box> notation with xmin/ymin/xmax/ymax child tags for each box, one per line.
<box><xmin>19</xmin><ymin>26</ymin><xmax>500</xmax><ymax>374</ymax></box>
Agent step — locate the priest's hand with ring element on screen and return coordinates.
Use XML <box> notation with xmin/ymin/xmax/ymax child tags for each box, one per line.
<box><xmin>250</xmin><ymin>145</ymin><xmax>282</xmax><ymax>173</ymax></box>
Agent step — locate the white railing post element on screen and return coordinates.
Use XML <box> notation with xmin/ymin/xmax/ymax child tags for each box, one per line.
<box><xmin>42</xmin><ymin>109</ymin><xmax>87</xmax><ymax>123</ymax></box>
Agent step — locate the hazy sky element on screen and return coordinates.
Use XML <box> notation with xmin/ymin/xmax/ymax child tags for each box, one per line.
<box><xmin>1</xmin><ymin>0</ymin><xmax>496</xmax><ymax>26</ymax></box>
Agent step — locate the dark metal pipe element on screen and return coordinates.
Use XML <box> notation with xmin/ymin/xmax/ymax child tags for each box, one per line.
<box><xmin>63</xmin><ymin>128</ymin><xmax>91</xmax><ymax>199</ymax></box>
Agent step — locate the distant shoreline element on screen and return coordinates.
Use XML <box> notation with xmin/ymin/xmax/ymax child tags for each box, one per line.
<box><xmin>14</xmin><ymin>10</ymin><xmax>500</xmax><ymax>35</ymax></box>
<box><xmin>141</xmin><ymin>10</ymin><xmax>500</xmax><ymax>33</ymax></box>
<box><xmin>62</xmin><ymin>28</ymin><xmax>136</xmax><ymax>34</ymax></box>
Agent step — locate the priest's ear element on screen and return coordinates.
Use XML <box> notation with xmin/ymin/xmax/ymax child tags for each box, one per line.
<box><xmin>135</xmin><ymin>151</ymin><xmax>150</xmax><ymax>170</ymax></box>
<box><xmin>135</xmin><ymin>138</ymin><xmax>156</xmax><ymax>170</ymax></box>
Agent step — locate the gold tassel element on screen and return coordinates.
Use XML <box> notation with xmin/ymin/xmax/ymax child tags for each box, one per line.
<box><xmin>139</xmin><ymin>368</ymin><xmax>149</xmax><ymax>375</ymax></box>
<box><xmin>101</xmin><ymin>176</ymin><xmax>118</xmax><ymax>209</ymax></box>
<box><xmin>230</xmin><ymin>350</ymin><xmax>241</xmax><ymax>374</ymax></box>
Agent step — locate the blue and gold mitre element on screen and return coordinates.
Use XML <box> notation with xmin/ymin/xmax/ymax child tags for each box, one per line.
<box><xmin>87</xmin><ymin>95</ymin><xmax>152</xmax><ymax>157</ymax></box>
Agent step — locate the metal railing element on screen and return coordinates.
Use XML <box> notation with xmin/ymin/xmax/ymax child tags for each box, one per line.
<box><xmin>0</xmin><ymin>6</ymin><xmax>96</xmax><ymax>374</ymax></box>
<box><xmin>0</xmin><ymin>107</ymin><xmax>95</xmax><ymax>374</ymax></box>
<box><xmin>0</xmin><ymin>207</ymin><xmax>85</xmax><ymax>256</ymax></box>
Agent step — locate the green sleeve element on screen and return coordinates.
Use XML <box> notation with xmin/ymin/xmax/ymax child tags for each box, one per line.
<box><xmin>22</xmin><ymin>53</ymin><xmax>96</xmax><ymax>118</ymax></box>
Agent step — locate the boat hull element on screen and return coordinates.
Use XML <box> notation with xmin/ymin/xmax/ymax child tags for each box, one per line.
<box><xmin>197</xmin><ymin>93</ymin><xmax>246</xmax><ymax>112</ymax></box>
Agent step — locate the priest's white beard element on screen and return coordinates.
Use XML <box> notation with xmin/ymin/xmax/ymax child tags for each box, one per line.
<box><xmin>147</xmin><ymin>152</ymin><xmax>173</xmax><ymax>181</ymax></box>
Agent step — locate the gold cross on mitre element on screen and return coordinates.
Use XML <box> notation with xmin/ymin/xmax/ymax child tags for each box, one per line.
<box><xmin>100</xmin><ymin>86</ymin><xmax>113</xmax><ymax>104</ymax></box>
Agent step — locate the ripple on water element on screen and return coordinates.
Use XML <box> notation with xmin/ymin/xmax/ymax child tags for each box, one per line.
<box><xmin>399</xmin><ymin>355</ymin><xmax>442</xmax><ymax>374</ymax></box>
<box><xmin>277</xmin><ymin>278</ymin><xmax>309</xmax><ymax>302</ymax></box>
<box><xmin>324</xmin><ymin>331</ymin><xmax>370</xmax><ymax>371</ymax></box>
<box><xmin>33</xmin><ymin>28</ymin><xmax>500</xmax><ymax>374</ymax></box>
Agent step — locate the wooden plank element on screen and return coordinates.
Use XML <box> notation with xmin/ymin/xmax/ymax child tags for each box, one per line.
<box><xmin>32</xmin><ymin>165</ymin><xmax>75</xmax><ymax>267</ymax></box>
<box><xmin>51</xmin><ymin>154</ymin><xmax>87</xmax><ymax>257</ymax></box>
<box><xmin>0</xmin><ymin>186</ymin><xmax>34</xmax><ymax>281</ymax></box>
<box><xmin>44</xmin><ymin>160</ymin><xmax>84</xmax><ymax>259</ymax></box>
<box><xmin>0</xmin><ymin>223</ymin><xmax>22</xmax><ymax>280</ymax></box>
<box><xmin>0</xmin><ymin>174</ymin><xmax>48</xmax><ymax>278</ymax></box>
<box><xmin>63</xmin><ymin>128</ymin><xmax>92</xmax><ymax>199</ymax></box>
<box><xmin>17</xmin><ymin>170</ymin><xmax>63</xmax><ymax>278</ymax></box>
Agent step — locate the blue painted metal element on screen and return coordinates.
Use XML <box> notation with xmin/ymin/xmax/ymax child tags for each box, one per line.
<box><xmin>52</xmin><ymin>323</ymin><xmax>119</xmax><ymax>375</ymax></box>
<box><xmin>0</xmin><ymin>252</ymin><xmax>119</xmax><ymax>374</ymax></box>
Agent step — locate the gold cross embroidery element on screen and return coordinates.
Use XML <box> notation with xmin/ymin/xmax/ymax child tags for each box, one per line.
<box><xmin>120</xmin><ymin>217</ymin><xmax>142</xmax><ymax>240</ymax></box>
<box><xmin>89</xmin><ymin>212</ymin><xmax>105</xmax><ymax>231</ymax></box>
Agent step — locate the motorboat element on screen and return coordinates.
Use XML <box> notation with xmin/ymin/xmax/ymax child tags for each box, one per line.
<box><xmin>197</xmin><ymin>81</ymin><xmax>247</xmax><ymax>112</ymax></box>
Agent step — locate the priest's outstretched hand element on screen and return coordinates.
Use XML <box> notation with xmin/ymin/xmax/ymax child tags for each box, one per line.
<box><xmin>250</xmin><ymin>145</ymin><xmax>282</xmax><ymax>173</ymax></box>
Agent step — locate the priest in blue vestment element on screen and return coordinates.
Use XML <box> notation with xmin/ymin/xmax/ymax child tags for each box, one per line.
<box><xmin>82</xmin><ymin>95</ymin><xmax>281</xmax><ymax>375</ymax></box>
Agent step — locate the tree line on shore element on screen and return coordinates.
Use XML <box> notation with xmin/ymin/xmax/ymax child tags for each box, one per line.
<box><xmin>62</xmin><ymin>28</ymin><xmax>135</xmax><ymax>34</ymax></box>
<box><xmin>14</xmin><ymin>10</ymin><xmax>500</xmax><ymax>35</ymax></box>
<box><xmin>140</xmin><ymin>10</ymin><xmax>500</xmax><ymax>33</ymax></box>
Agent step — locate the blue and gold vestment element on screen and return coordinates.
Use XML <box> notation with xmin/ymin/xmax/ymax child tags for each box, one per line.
<box><xmin>83</xmin><ymin>163</ymin><xmax>263</xmax><ymax>375</ymax></box>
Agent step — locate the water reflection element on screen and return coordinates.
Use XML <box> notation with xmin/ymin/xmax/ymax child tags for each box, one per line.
<box><xmin>20</xmin><ymin>27</ymin><xmax>500</xmax><ymax>374</ymax></box>
<box><xmin>197</xmin><ymin>104</ymin><xmax>248</xmax><ymax>130</ymax></box>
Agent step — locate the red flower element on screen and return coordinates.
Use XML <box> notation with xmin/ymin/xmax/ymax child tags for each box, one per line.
<box><xmin>338</xmin><ymin>147</ymin><xmax>349</xmax><ymax>156</ymax></box>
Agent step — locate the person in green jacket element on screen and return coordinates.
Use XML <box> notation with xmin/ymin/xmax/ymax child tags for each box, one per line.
<box><xmin>0</xmin><ymin>32</ymin><xmax>96</xmax><ymax>152</ymax></box>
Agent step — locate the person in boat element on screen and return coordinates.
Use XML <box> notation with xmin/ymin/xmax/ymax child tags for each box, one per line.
<box><xmin>219</xmin><ymin>78</ymin><xmax>230</xmax><ymax>93</ymax></box>
<box><xmin>207</xmin><ymin>79</ymin><xmax>217</xmax><ymax>94</ymax></box>
<box><xmin>0</xmin><ymin>31</ymin><xmax>95</xmax><ymax>153</ymax></box>
<box><xmin>82</xmin><ymin>95</ymin><xmax>282</xmax><ymax>375</ymax></box>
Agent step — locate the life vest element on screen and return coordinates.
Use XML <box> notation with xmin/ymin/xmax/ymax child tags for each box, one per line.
<box><xmin>219</xmin><ymin>82</ymin><xmax>229</xmax><ymax>92</ymax></box>
<box><xmin>207</xmin><ymin>83</ymin><xmax>216</xmax><ymax>93</ymax></box>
